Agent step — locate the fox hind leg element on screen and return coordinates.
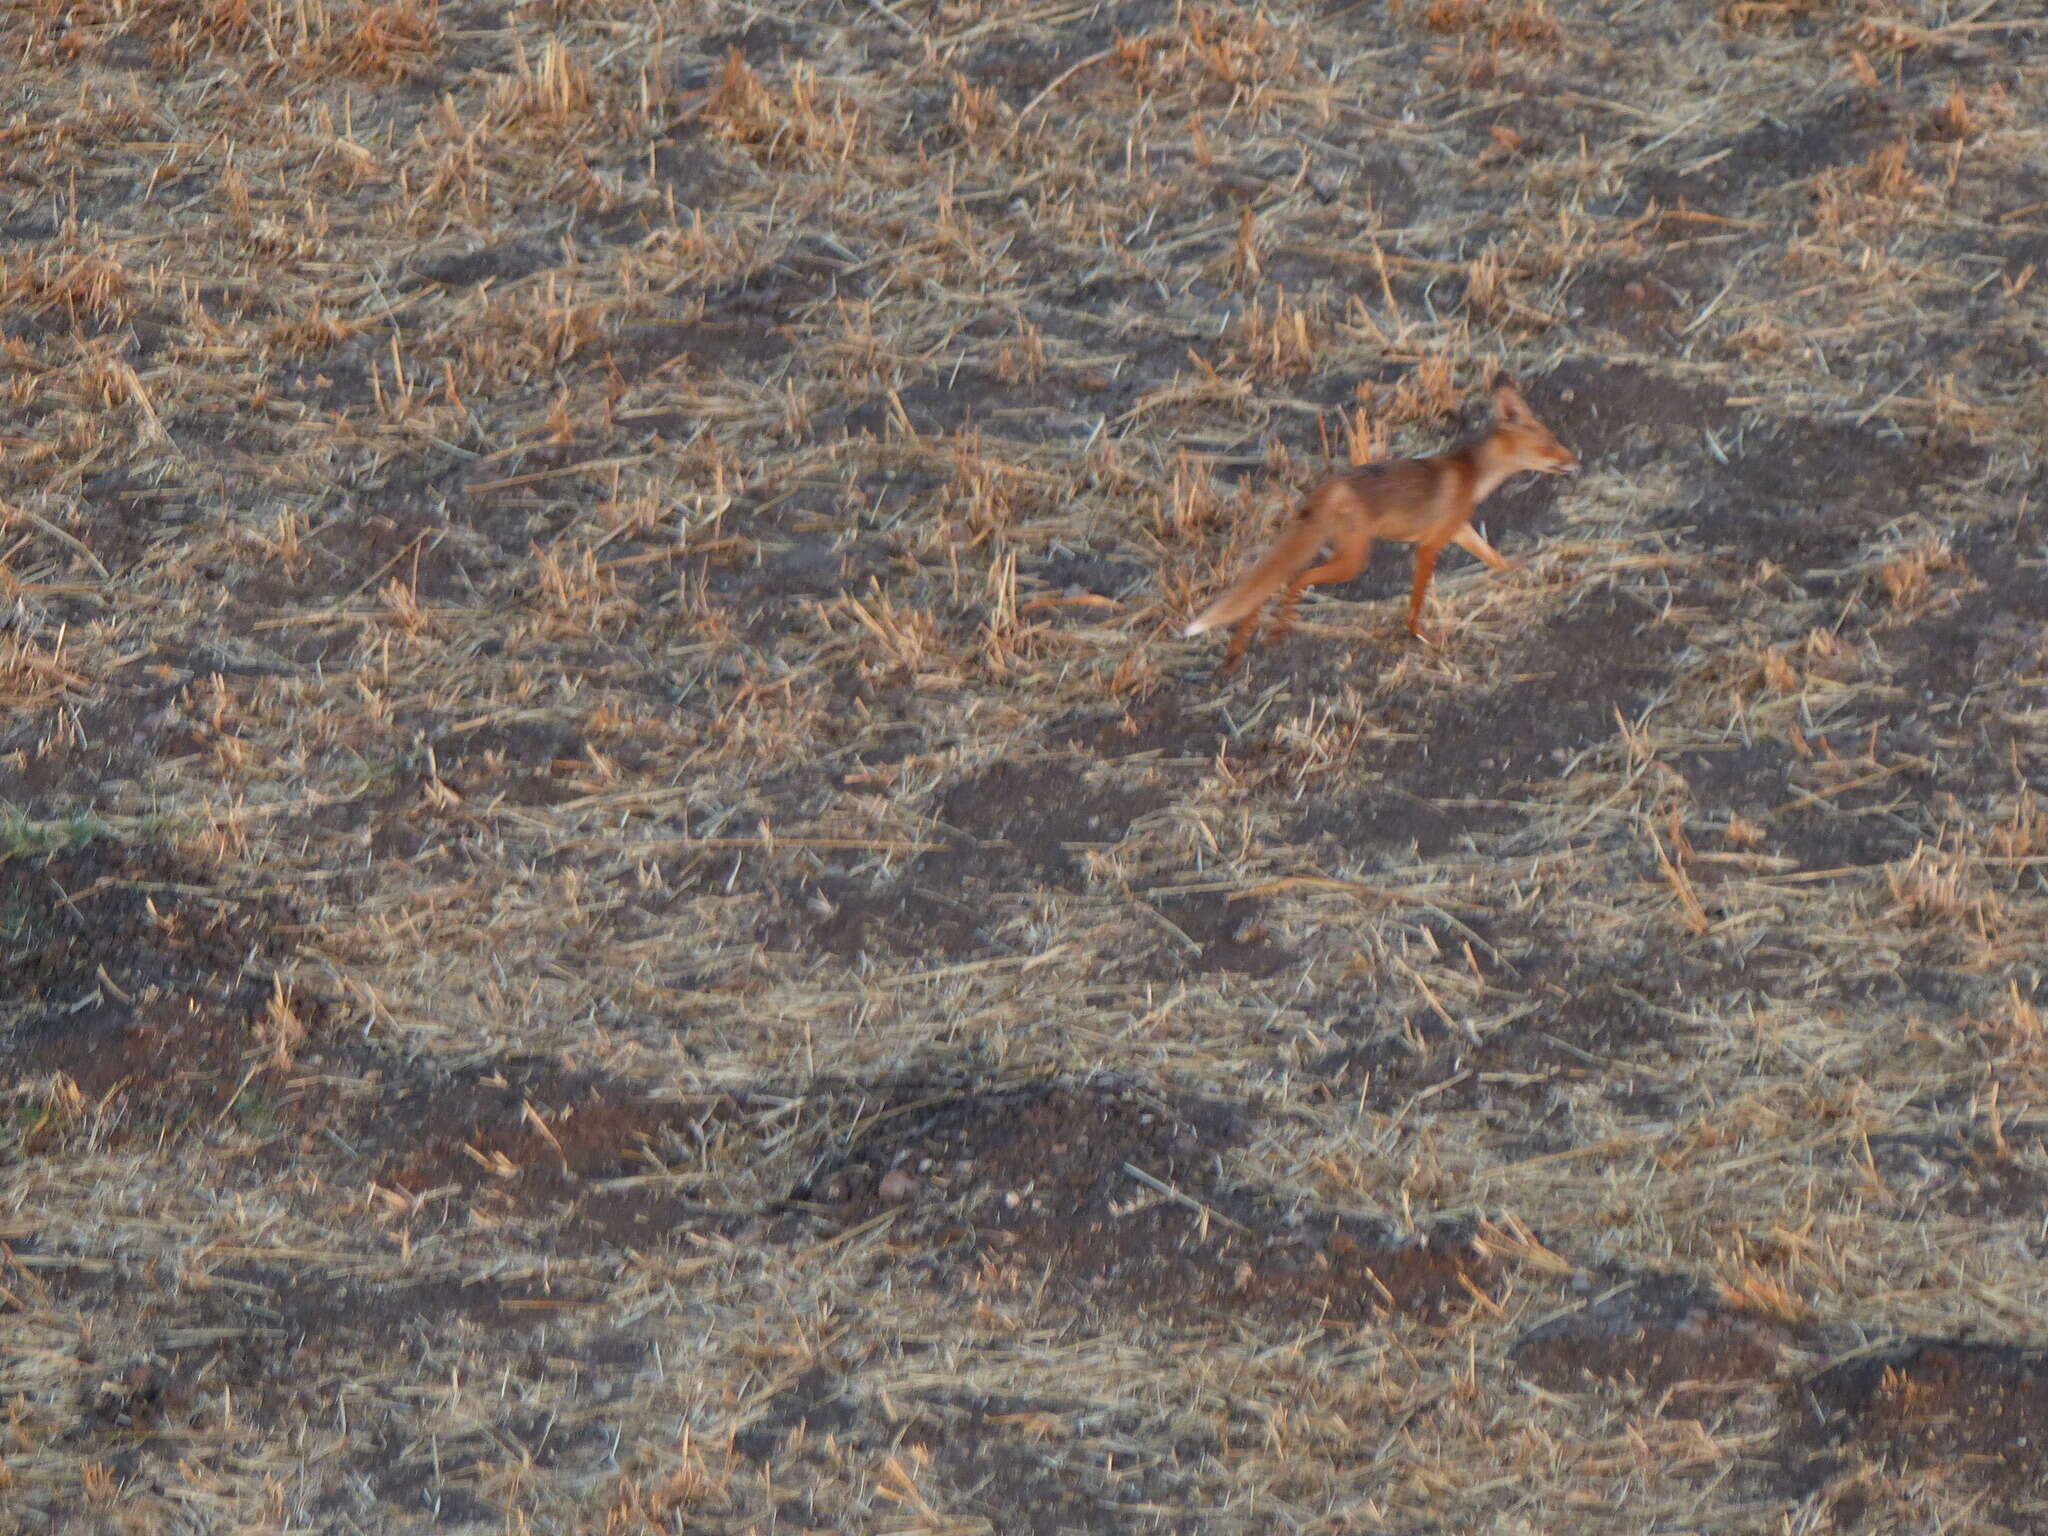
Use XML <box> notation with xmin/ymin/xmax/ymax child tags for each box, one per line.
<box><xmin>1279</xmin><ymin>530</ymin><xmax>1373</xmax><ymax>639</ymax></box>
<box><xmin>1222</xmin><ymin>607</ymin><xmax>1262</xmax><ymax>669</ymax></box>
<box><xmin>1224</xmin><ymin>536</ymin><xmax>1366</xmax><ymax>670</ymax></box>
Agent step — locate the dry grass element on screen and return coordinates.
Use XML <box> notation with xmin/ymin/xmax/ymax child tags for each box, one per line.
<box><xmin>4</xmin><ymin>0</ymin><xmax>2047</xmax><ymax>1531</ymax></box>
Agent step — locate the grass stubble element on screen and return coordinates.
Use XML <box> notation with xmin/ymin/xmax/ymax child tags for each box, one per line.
<box><xmin>2</xmin><ymin>0</ymin><xmax>2046</xmax><ymax>1530</ymax></box>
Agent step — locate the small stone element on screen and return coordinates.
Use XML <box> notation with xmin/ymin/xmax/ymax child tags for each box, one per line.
<box><xmin>878</xmin><ymin>1169</ymin><xmax>918</xmax><ymax>1204</ymax></box>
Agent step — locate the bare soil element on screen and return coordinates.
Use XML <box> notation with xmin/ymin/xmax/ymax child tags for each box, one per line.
<box><xmin>4</xmin><ymin>1</ymin><xmax>2047</xmax><ymax>1531</ymax></box>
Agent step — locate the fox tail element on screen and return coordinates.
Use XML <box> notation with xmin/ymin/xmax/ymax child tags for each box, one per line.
<box><xmin>1182</xmin><ymin>515</ymin><xmax>1325</xmax><ymax>637</ymax></box>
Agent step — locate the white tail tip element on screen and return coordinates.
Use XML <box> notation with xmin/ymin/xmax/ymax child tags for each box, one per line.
<box><xmin>1182</xmin><ymin>619</ymin><xmax>1209</xmax><ymax>637</ymax></box>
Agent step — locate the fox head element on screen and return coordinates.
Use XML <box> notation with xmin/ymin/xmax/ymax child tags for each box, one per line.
<box><xmin>1490</xmin><ymin>373</ymin><xmax>1579</xmax><ymax>476</ymax></box>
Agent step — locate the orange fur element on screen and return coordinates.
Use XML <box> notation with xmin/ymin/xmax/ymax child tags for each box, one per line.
<box><xmin>1184</xmin><ymin>374</ymin><xmax>1577</xmax><ymax>667</ymax></box>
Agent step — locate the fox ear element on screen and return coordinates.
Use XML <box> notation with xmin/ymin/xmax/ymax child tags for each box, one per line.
<box><xmin>1492</xmin><ymin>373</ymin><xmax>1530</xmax><ymax>422</ymax></box>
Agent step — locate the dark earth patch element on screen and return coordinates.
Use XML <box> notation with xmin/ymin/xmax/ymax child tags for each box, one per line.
<box><xmin>1290</xmin><ymin>592</ymin><xmax>1677</xmax><ymax>856</ymax></box>
<box><xmin>830</xmin><ymin>367</ymin><xmax>1084</xmax><ymax>444</ymax></box>
<box><xmin>1542</xmin><ymin>358</ymin><xmax>1732</xmax><ymax>469</ymax></box>
<box><xmin>778</xmin><ymin>870</ymin><xmax>988</xmax><ymax>962</ymax></box>
<box><xmin>799</xmin><ymin>1080</ymin><xmax>1494</xmax><ymax>1327</ymax></box>
<box><xmin>0</xmin><ymin>835</ymin><xmax>776</xmax><ymax>1250</ymax></box>
<box><xmin>1516</xmin><ymin>1273</ymin><xmax>1799</xmax><ymax>1414</ymax></box>
<box><xmin>0</xmin><ymin>835</ymin><xmax>317</xmax><ymax>1124</ymax></box>
<box><xmin>367</xmin><ymin>1062</ymin><xmax>749</xmax><ymax>1248</ymax></box>
<box><xmin>1855</xmin><ymin>1123</ymin><xmax>2048</xmax><ymax>1220</ymax></box>
<box><xmin>1872</xmin><ymin>527</ymin><xmax>2048</xmax><ymax>798</ymax></box>
<box><xmin>1051</xmin><ymin>694</ymin><xmax>1229</xmax><ymax>762</ymax></box>
<box><xmin>732</xmin><ymin>1364</ymin><xmax>861</xmax><ymax>1464</ymax></box>
<box><xmin>1687</xmin><ymin>413</ymin><xmax>1979</xmax><ymax>573</ymax></box>
<box><xmin>601</xmin><ymin>316</ymin><xmax>793</xmax><ymax>386</ymax></box>
<box><xmin>1647</xmin><ymin>90</ymin><xmax>1897</xmax><ymax>212</ymax></box>
<box><xmin>293</xmin><ymin>492</ymin><xmax>480</xmax><ymax>607</ymax></box>
<box><xmin>1139</xmin><ymin>887</ymin><xmax>1293</xmax><ymax>978</ymax></box>
<box><xmin>1565</xmin><ymin>262</ymin><xmax>1687</xmax><ymax>346</ymax></box>
<box><xmin>1310</xmin><ymin>967</ymin><xmax>1691</xmax><ymax>1122</ymax></box>
<box><xmin>729</xmin><ymin>532</ymin><xmax>892</xmax><ymax>605</ymax></box>
<box><xmin>1785</xmin><ymin>1341</ymin><xmax>2048</xmax><ymax>1526</ymax></box>
<box><xmin>1670</xmin><ymin>734</ymin><xmax>1927</xmax><ymax>873</ymax></box>
<box><xmin>957</xmin><ymin>1</ymin><xmax>1180</xmax><ymax>111</ymax></box>
<box><xmin>68</xmin><ymin>1267</ymin><xmax>618</xmax><ymax>1436</ymax></box>
<box><xmin>409</xmin><ymin>236</ymin><xmax>561</xmax><ymax>291</ymax></box>
<box><xmin>427</xmin><ymin>715</ymin><xmax>588</xmax><ymax>808</ymax></box>
<box><xmin>67</xmin><ymin>467</ymin><xmax>210</xmax><ymax>578</ymax></box>
<box><xmin>736</xmin><ymin>1375</ymin><xmax>1208</xmax><ymax>1536</ymax></box>
<box><xmin>908</xmin><ymin>1391</ymin><xmax>1209</xmax><ymax>1536</ymax></box>
<box><xmin>266</xmin><ymin>328</ymin><xmax>401</xmax><ymax>418</ymax></box>
<box><xmin>928</xmin><ymin>757</ymin><xmax>1172</xmax><ymax>890</ymax></box>
<box><xmin>0</xmin><ymin>651</ymin><xmax>206</xmax><ymax>816</ymax></box>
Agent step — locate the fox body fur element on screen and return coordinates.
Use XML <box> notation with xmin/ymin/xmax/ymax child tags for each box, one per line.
<box><xmin>1183</xmin><ymin>374</ymin><xmax>1577</xmax><ymax>667</ymax></box>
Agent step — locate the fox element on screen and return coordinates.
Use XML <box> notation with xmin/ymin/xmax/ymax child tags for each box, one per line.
<box><xmin>1182</xmin><ymin>373</ymin><xmax>1578</xmax><ymax>668</ymax></box>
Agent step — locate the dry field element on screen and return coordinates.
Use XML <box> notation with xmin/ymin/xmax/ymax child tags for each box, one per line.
<box><xmin>3</xmin><ymin>0</ymin><xmax>2047</xmax><ymax>1530</ymax></box>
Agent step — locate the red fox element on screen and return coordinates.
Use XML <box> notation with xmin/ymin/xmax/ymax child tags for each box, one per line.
<box><xmin>1183</xmin><ymin>373</ymin><xmax>1578</xmax><ymax>667</ymax></box>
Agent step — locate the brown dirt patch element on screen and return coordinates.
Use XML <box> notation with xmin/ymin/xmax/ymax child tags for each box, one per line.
<box><xmin>1787</xmin><ymin>1343</ymin><xmax>2048</xmax><ymax>1527</ymax></box>
<box><xmin>1517</xmin><ymin>1274</ymin><xmax>1801</xmax><ymax>1414</ymax></box>
<box><xmin>366</xmin><ymin>1063</ymin><xmax>750</xmax><ymax>1249</ymax></box>
<box><xmin>800</xmin><ymin>1080</ymin><xmax>1494</xmax><ymax>1328</ymax></box>
<box><xmin>930</xmin><ymin>757</ymin><xmax>1172</xmax><ymax>888</ymax></box>
<box><xmin>0</xmin><ymin>836</ymin><xmax>316</xmax><ymax>1124</ymax></box>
